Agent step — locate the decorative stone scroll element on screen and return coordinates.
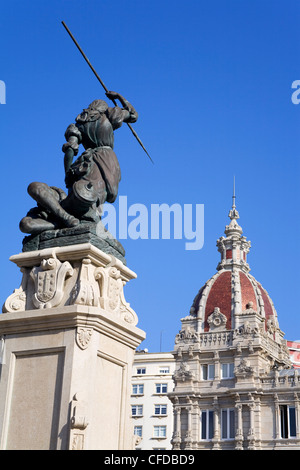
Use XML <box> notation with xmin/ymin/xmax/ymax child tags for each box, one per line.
<box><xmin>69</xmin><ymin>392</ymin><xmax>89</xmax><ymax>450</ymax></box>
<box><xmin>71</xmin><ymin>258</ymin><xmax>100</xmax><ymax>307</ymax></box>
<box><xmin>3</xmin><ymin>285</ymin><xmax>27</xmax><ymax>313</ymax></box>
<box><xmin>95</xmin><ymin>264</ymin><xmax>138</xmax><ymax>325</ymax></box>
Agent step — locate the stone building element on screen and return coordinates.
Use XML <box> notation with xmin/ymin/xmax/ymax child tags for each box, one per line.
<box><xmin>169</xmin><ymin>196</ymin><xmax>300</xmax><ymax>450</ymax></box>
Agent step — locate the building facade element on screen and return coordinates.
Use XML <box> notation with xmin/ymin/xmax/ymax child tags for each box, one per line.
<box><xmin>131</xmin><ymin>352</ymin><xmax>175</xmax><ymax>449</ymax></box>
<box><xmin>169</xmin><ymin>198</ymin><xmax>300</xmax><ymax>450</ymax></box>
<box><xmin>287</xmin><ymin>341</ymin><xmax>300</xmax><ymax>369</ymax></box>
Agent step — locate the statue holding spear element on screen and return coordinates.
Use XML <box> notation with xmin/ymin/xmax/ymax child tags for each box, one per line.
<box><xmin>20</xmin><ymin>22</ymin><xmax>151</xmax><ymax>236</ymax></box>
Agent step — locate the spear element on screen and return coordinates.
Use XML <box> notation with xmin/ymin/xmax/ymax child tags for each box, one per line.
<box><xmin>61</xmin><ymin>21</ymin><xmax>153</xmax><ymax>164</ymax></box>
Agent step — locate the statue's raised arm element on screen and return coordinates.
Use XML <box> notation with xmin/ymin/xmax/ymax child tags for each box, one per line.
<box><xmin>106</xmin><ymin>91</ymin><xmax>138</xmax><ymax>126</ymax></box>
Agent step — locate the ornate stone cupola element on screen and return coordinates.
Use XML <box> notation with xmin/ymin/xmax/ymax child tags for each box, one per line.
<box><xmin>179</xmin><ymin>189</ymin><xmax>289</xmax><ymax>356</ymax></box>
<box><xmin>216</xmin><ymin>183</ymin><xmax>251</xmax><ymax>273</ymax></box>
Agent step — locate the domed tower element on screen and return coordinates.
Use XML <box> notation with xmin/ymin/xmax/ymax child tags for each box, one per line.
<box><xmin>170</xmin><ymin>193</ymin><xmax>299</xmax><ymax>451</ymax></box>
<box><xmin>190</xmin><ymin>191</ymin><xmax>283</xmax><ymax>344</ymax></box>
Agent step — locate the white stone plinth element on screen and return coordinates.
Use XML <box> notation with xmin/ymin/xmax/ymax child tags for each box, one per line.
<box><xmin>0</xmin><ymin>243</ymin><xmax>145</xmax><ymax>450</ymax></box>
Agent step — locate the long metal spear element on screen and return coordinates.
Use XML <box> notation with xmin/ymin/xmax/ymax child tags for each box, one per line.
<box><xmin>61</xmin><ymin>21</ymin><xmax>153</xmax><ymax>164</ymax></box>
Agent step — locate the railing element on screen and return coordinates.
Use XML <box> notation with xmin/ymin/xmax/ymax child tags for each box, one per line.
<box><xmin>260</xmin><ymin>374</ymin><xmax>300</xmax><ymax>387</ymax></box>
<box><xmin>260</xmin><ymin>334</ymin><xmax>289</xmax><ymax>361</ymax></box>
<box><xmin>198</xmin><ymin>331</ymin><xmax>234</xmax><ymax>349</ymax></box>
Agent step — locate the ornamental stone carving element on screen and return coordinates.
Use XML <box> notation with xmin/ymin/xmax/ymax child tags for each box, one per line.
<box><xmin>2</xmin><ymin>266</ymin><xmax>29</xmax><ymax>313</ymax></box>
<box><xmin>95</xmin><ymin>264</ymin><xmax>138</xmax><ymax>325</ymax></box>
<box><xmin>71</xmin><ymin>258</ymin><xmax>100</xmax><ymax>307</ymax></box>
<box><xmin>30</xmin><ymin>256</ymin><xmax>73</xmax><ymax>309</ymax></box>
<box><xmin>234</xmin><ymin>359</ymin><xmax>254</xmax><ymax>379</ymax></box>
<box><xmin>76</xmin><ymin>327</ymin><xmax>93</xmax><ymax>350</ymax></box>
<box><xmin>207</xmin><ymin>307</ymin><xmax>227</xmax><ymax>331</ymax></box>
<box><xmin>234</xmin><ymin>321</ymin><xmax>260</xmax><ymax>337</ymax></box>
<box><xmin>175</xmin><ymin>325</ymin><xmax>197</xmax><ymax>344</ymax></box>
<box><xmin>173</xmin><ymin>362</ymin><xmax>195</xmax><ymax>383</ymax></box>
<box><xmin>3</xmin><ymin>285</ymin><xmax>26</xmax><ymax>313</ymax></box>
<box><xmin>267</xmin><ymin>318</ymin><xmax>276</xmax><ymax>335</ymax></box>
<box><xmin>2</xmin><ymin>246</ymin><xmax>139</xmax><ymax>326</ymax></box>
<box><xmin>69</xmin><ymin>392</ymin><xmax>89</xmax><ymax>451</ymax></box>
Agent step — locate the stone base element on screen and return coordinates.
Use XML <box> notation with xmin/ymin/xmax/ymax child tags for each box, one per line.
<box><xmin>22</xmin><ymin>222</ymin><xmax>126</xmax><ymax>265</ymax></box>
<box><xmin>0</xmin><ymin>243</ymin><xmax>145</xmax><ymax>450</ymax></box>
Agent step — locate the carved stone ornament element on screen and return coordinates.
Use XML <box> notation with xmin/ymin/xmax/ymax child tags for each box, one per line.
<box><xmin>69</xmin><ymin>392</ymin><xmax>89</xmax><ymax>451</ymax></box>
<box><xmin>266</xmin><ymin>318</ymin><xmax>276</xmax><ymax>335</ymax></box>
<box><xmin>207</xmin><ymin>307</ymin><xmax>227</xmax><ymax>331</ymax></box>
<box><xmin>30</xmin><ymin>256</ymin><xmax>73</xmax><ymax>309</ymax></box>
<box><xmin>76</xmin><ymin>327</ymin><xmax>93</xmax><ymax>350</ymax></box>
<box><xmin>95</xmin><ymin>265</ymin><xmax>138</xmax><ymax>325</ymax></box>
<box><xmin>2</xmin><ymin>247</ymin><xmax>139</xmax><ymax>328</ymax></box>
<box><xmin>234</xmin><ymin>321</ymin><xmax>260</xmax><ymax>337</ymax></box>
<box><xmin>173</xmin><ymin>362</ymin><xmax>195</xmax><ymax>383</ymax></box>
<box><xmin>2</xmin><ymin>266</ymin><xmax>29</xmax><ymax>313</ymax></box>
<box><xmin>71</xmin><ymin>258</ymin><xmax>100</xmax><ymax>307</ymax></box>
<box><xmin>175</xmin><ymin>325</ymin><xmax>197</xmax><ymax>344</ymax></box>
<box><xmin>234</xmin><ymin>359</ymin><xmax>254</xmax><ymax>378</ymax></box>
<box><xmin>3</xmin><ymin>285</ymin><xmax>27</xmax><ymax>313</ymax></box>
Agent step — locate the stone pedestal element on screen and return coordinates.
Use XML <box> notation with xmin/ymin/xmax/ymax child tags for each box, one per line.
<box><xmin>0</xmin><ymin>243</ymin><xmax>145</xmax><ymax>450</ymax></box>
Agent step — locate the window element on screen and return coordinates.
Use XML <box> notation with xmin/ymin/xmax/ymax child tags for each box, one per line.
<box><xmin>132</xmin><ymin>384</ymin><xmax>144</xmax><ymax>395</ymax></box>
<box><xmin>221</xmin><ymin>409</ymin><xmax>235</xmax><ymax>440</ymax></box>
<box><xmin>153</xmin><ymin>425</ymin><xmax>167</xmax><ymax>438</ymax></box>
<box><xmin>155</xmin><ymin>383</ymin><xmax>168</xmax><ymax>394</ymax></box>
<box><xmin>280</xmin><ymin>405</ymin><xmax>296</xmax><ymax>438</ymax></box>
<box><xmin>221</xmin><ymin>363</ymin><xmax>234</xmax><ymax>379</ymax></box>
<box><xmin>134</xmin><ymin>426</ymin><xmax>143</xmax><ymax>437</ymax></box>
<box><xmin>159</xmin><ymin>366</ymin><xmax>170</xmax><ymax>374</ymax></box>
<box><xmin>201</xmin><ymin>410</ymin><xmax>214</xmax><ymax>440</ymax></box>
<box><xmin>136</xmin><ymin>367</ymin><xmax>146</xmax><ymax>375</ymax></box>
<box><xmin>154</xmin><ymin>404</ymin><xmax>167</xmax><ymax>416</ymax></box>
<box><xmin>131</xmin><ymin>405</ymin><xmax>143</xmax><ymax>417</ymax></box>
<box><xmin>202</xmin><ymin>364</ymin><xmax>215</xmax><ymax>380</ymax></box>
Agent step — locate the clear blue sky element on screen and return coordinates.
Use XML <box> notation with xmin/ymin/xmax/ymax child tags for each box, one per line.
<box><xmin>0</xmin><ymin>0</ymin><xmax>299</xmax><ymax>352</ymax></box>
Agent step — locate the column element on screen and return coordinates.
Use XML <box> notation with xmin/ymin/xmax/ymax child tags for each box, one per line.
<box><xmin>294</xmin><ymin>393</ymin><xmax>300</xmax><ymax>440</ymax></box>
<box><xmin>256</xmin><ymin>396</ymin><xmax>262</xmax><ymax>449</ymax></box>
<box><xmin>274</xmin><ymin>394</ymin><xmax>280</xmax><ymax>440</ymax></box>
<box><xmin>172</xmin><ymin>406</ymin><xmax>181</xmax><ymax>450</ymax></box>
<box><xmin>212</xmin><ymin>397</ymin><xmax>220</xmax><ymax>450</ymax></box>
<box><xmin>232</xmin><ymin>241</ymin><xmax>237</xmax><ymax>263</ymax></box>
<box><xmin>213</xmin><ymin>351</ymin><xmax>220</xmax><ymax>381</ymax></box>
<box><xmin>184</xmin><ymin>404</ymin><xmax>193</xmax><ymax>449</ymax></box>
<box><xmin>247</xmin><ymin>394</ymin><xmax>255</xmax><ymax>450</ymax></box>
<box><xmin>235</xmin><ymin>394</ymin><xmax>243</xmax><ymax>450</ymax></box>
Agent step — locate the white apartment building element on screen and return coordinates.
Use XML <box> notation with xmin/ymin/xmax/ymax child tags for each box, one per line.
<box><xmin>131</xmin><ymin>351</ymin><xmax>175</xmax><ymax>450</ymax></box>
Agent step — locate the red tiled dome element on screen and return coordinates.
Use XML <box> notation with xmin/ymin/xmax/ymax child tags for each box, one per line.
<box><xmin>190</xmin><ymin>269</ymin><xmax>277</xmax><ymax>333</ymax></box>
<box><xmin>189</xmin><ymin>197</ymin><xmax>279</xmax><ymax>334</ymax></box>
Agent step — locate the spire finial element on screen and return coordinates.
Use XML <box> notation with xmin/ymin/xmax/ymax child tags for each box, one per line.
<box><xmin>232</xmin><ymin>175</ymin><xmax>236</xmax><ymax>209</ymax></box>
<box><xmin>229</xmin><ymin>176</ymin><xmax>239</xmax><ymax>220</ymax></box>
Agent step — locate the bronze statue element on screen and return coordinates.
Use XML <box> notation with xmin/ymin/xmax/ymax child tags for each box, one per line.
<box><xmin>20</xmin><ymin>91</ymin><xmax>138</xmax><ymax>235</ymax></box>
